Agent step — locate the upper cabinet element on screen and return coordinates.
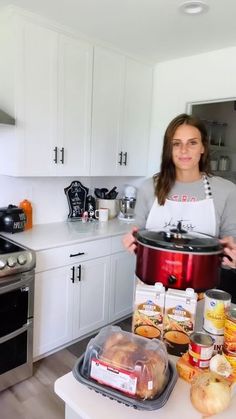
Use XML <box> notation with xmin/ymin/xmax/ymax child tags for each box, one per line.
<box><xmin>0</xmin><ymin>13</ymin><xmax>92</xmax><ymax>176</ymax></box>
<box><xmin>56</xmin><ymin>34</ymin><xmax>93</xmax><ymax>176</ymax></box>
<box><xmin>0</xmin><ymin>10</ymin><xmax>152</xmax><ymax>177</ymax></box>
<box><xmin>90</xmin><ymin>46</ymin><xmax>153</xmax><ymax>176</ymax></box>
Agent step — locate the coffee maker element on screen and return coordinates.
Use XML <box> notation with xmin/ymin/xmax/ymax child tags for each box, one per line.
<box><xmin>118</xmin><ymin>185</ymin><xmax>136</xmax><ymax>221</ymax></box>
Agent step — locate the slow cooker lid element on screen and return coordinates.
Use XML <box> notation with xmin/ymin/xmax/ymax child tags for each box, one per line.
<box><xmin>136</xmin><ymin>229</ymin><xmax>222</xmax><ymax>253</ymax></box>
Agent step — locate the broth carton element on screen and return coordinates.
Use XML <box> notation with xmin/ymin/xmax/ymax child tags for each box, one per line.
<box><xmin>132</xmin><ymin>282</ymin><xmax>165</xmax><ymax>339</ymax></box>
<box><xmin>163</xmin><ymin>288</ymin><xmax>197</xmax><ymax>356</ymax></box>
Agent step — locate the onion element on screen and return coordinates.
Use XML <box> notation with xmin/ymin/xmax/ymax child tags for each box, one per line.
<box><xmin>190</xmin><ymin>372</ymin><xmax>231</xmax><ymax>416</ymax></box>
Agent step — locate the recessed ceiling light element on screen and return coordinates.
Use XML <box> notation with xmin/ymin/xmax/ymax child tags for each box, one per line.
<box><xmin>179</xmin><ymin>1</ymin><xmax>209</xmax><ymax>15</ymax></box>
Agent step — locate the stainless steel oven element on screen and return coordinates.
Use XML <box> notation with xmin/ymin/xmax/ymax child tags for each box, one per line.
<box><xmin>0</xmin><ymin>235</ymin><xmax>36</xmax><ymax>391</ymax></box>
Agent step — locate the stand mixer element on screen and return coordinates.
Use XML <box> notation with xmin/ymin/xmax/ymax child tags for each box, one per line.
<box><xmin>118</xmin><ymin>185</ymin><xmax>136</xmax><ymax>221</ymax></box>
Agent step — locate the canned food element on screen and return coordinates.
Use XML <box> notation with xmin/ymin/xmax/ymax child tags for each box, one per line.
<box><xmin>203</xmin><ymin>328</ymin><xmax>224</xmax><ymax>354</ymax></box>
<box><xmin>224</xmin><ymin>307</ymin><xmax>236</xmax><ymax>353</ymax></box>
<box><xmin>189</xmin><ymin>331</ymin><xmax>214</xmax><ymax>368</ymax></box>
<box><xmin>223</xmin><ymin>348</ymin><xmax>236</xmax><ymax>378</ymax></box>
<box><xmin>203</xmin><ymin>289</ymin><xmax>231</xmax><ymax>335</ymax></box>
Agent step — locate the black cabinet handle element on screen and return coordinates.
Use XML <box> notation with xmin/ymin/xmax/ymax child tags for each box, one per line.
<box><xmin>123</xmin><ymin>152</ymin><xmax>127</xmax><ymax>166</ymax></box>
<box><xmin>53</xmin><ymin>146</ymin><xmax>58</xmax><ymax>164</ymax></box>
<box><xmin>77</xmin><ymin>264</ymin><xmax>82</xmax><ymax>281</ymax></box>
<box><xmin>60</xmin><ymin>147</ymin><xmax>64</xmax><ymax>164</ymax></box>
<box><xmin>118</xmin><ymin>151</ymin><xmax>123</xmax><ymax>165</ymax></box>
<box><xmin>70</xmin><ymin>266</ymin><xmax>75</xmax><ymax>283</ymax></box>
<box><xmin>70</xmin><ymin>252</ymin><xmax>85</xmax><ymax>258</ymax></box>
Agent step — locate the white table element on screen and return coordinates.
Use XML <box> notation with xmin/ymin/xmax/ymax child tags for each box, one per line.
<box><xmin>54</xmin><ymin>365</ymin><xmax>236</xmax><ymax>419</ymax></box>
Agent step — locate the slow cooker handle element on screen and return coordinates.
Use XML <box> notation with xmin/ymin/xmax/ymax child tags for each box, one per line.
<box><xmin>219</xmin><ymin>253</ymin><xmax>233</xmax><ymax>262</ymax></box>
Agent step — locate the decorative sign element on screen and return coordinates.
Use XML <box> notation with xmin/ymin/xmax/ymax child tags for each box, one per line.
<box><xmin>64</xmin><ymin>181</ymin><xmax>89</xmax><ymax>220</ymax></box>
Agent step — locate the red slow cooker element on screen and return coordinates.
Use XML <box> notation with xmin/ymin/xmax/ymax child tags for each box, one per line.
<box><xmin>135</xmin><ymin>226</ymin><xmax>223</xmax><ymax>292</ymax></box>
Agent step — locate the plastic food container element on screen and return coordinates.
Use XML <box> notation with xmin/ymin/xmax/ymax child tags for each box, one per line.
<box><xmin>73</xmin><ymin>325</ymin><xmax>178</xmax><ymax>410</ymax></box>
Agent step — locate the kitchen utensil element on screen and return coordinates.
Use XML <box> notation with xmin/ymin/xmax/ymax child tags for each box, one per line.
<box><xmin>94</xmin><ymin>187</ymin><xmax>118</xmax><ymax>200</ymax></box>
<box><xmin>106</xmin><ymin>186</ymin><xmax>118</xmax><ymax>200</ymax></box>
<box><xmin>135</xmin><ymin>225</ymin><xmax>223</xmax><ymax>291</ymax></box>
<box><xmin>0</xmin><ymin>205</ymin><xmax>26</xmax><ymax>233</ymax></box>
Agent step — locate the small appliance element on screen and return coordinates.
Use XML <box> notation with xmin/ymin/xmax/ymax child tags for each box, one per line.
<box><xmin>0</xmin><ymin>205</ymin><xmax>26</xmax><ymax>233</ymax></box>
<box><xmin>135</xmin><ymin>224</ymin><xmax>223</xmax><ymax>292</ymax></box>
<box><xmin>118</xmin><ymin>185</ymin><xmax>137</xmax><ymax>221</ymax></box>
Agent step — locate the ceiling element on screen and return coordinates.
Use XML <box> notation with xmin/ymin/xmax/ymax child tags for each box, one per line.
<box><xmin>1</xmin><ymin>0</ymin><xmax>236</xmax><ymax>63</ymax></box>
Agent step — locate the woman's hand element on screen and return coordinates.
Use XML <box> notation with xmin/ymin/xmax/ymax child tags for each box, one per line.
<box><xmin>220</xmin><ymin>236</ymin><xmax>236</xmax><ymax>269</ymax></box>
<box><xmin>122</xmin><ymin>226</ymin><xmax>139</xmax><ymax>253</ymax></box>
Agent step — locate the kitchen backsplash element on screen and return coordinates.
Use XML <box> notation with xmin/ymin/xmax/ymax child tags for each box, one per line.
<box><xmin>0</xmin><ymin>175</ymin><xmax>144</xmax><ymax>225</ymax></box>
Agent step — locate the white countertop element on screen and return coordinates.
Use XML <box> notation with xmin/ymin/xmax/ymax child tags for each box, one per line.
<box><xmin>54</xmin><ymin>364</ymin><xmax>236</xmax><ymax>419</ymax></box>
<box><xmin>1</xmin><ymin>219</ymin><xmax>134</xmax><ymax>251</ymax></box>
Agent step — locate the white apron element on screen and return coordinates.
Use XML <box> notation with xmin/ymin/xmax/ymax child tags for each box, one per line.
<box><xmin>146</xmin><ymin>175</ymin><xmax>216</xmax><ymax>236</ymax></box>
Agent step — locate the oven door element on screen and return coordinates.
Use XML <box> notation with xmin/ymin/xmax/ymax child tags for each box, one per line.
<box><xmin>0</xmin><ymin>271</ymin><xmax>34</xmax><ymax>390</ymax></box>
<box><xmin>0</xmin><ymin>271</ymin><xmax>34</xmax><ymax>337</ymax></box>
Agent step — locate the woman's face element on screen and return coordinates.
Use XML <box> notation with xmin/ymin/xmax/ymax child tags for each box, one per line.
<box><xmin>171</xmin><ymin>124</ymin><xmax>204</xmax><ymax>174</ymax></box>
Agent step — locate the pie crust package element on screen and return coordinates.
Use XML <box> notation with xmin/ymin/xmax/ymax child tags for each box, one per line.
<box><xmin>80</xmin><ymin>325</ymin><xmax>169</xmax><ymax>400</ymax></box>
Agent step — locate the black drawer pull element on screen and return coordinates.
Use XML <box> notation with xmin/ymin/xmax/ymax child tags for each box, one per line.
<box><xmin>70</xmin><ymin>252</ymin><xmax>85</xmax><ymax>257</ymax></box>
<box><xmin>77</xmin><ymin>264</ymin><xmax>82</xmax><ymax>281</ymax></box>
<box><xmin>70</xmin><ymin>266</ymin><xmax>75</xmax><ymax>283</ymax></box>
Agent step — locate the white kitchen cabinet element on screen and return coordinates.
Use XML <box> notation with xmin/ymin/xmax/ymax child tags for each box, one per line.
<box><xmin>72</xmin><ymin>256</ymin><xmax>110</xmax><ymax>339</ymax></box>
<box><xmin>33</xmin><ymin>239</ymin><xmax>110</xmax><ymax>359</ymax></box>
<box><xmin>90</xmin><ymin>46</ymin><xmax>125</xmax><ymax>176</ymax></box>
<box><xmin>55</xmin><ymin>34</ymin><xmax>92</xmax><ymax>176</ymax></box>
<box><xmin>0</xmin><ymin>12</ymin><xmax>92</xmax><ymax>176</ymax></box>
<box><xmin>90</xmin><ymin>46</ymin><xmax>153</xmax><ymax>176</ymax></box>
<box><xmin>109</xmin><ymin>236</ymin><xmax>136</xmax><ymax>322</ymax></box>
<box><xmin>0</xmin><ymin>16</ymin><xmax>58</xmax><ymax>176</ymax></box>
<box><xmin>33</xmin><ymin>266</ymin><xmax>73</xmax><ymax>358</ymax></box>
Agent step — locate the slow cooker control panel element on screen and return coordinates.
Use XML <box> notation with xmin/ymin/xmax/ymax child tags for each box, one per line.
<box><xmin>168</xmin><ymin>274</ymin><xmax>177</xmax><ymax>285</ymax></box>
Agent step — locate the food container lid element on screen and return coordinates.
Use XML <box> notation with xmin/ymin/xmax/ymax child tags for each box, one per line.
<box><xmin>136</xmin><ymin>226</ymin><xmax>222</xmax><ymax>254</ymax></box>
<box><xmin>73</xmin><ymin>355</ymin><xmax>177</xmax><ymax>411</ymax></box>
<box><xmin>79</xmin><ymin>325</ymin><xmax>170</xmax><ymax>401</ymax></box>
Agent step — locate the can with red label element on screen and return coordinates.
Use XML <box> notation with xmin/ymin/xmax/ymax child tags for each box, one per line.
<box><xmin>188</xmin><ymin>331</ymin><xmax>214</xmax><ymax>368</ymax></box>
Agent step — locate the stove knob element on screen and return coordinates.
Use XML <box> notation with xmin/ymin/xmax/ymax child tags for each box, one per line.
<box><xmin>7</xmin><ymin>256</ymin><xmax>17</xmax><ymax>268</ymax></box>
<box><xmin>18</xmin><ymin>254</ymin><xmax>27</xmax><ymax>265</ymax></box>
<box><xmin>0</xmin><ymin>259</ymin><xmax>7</xmax><ymax>269</ymax></box>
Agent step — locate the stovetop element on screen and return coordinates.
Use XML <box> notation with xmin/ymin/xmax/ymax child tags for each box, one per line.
<box><xmin>0</xmin><ymin>236</ymin><xmax>24</xmax><ymax>254</ymax></box>
<box><xmin>0</xmin><ymin>235</ymin><xmax>36</xmax><ymax>278</ymax></box>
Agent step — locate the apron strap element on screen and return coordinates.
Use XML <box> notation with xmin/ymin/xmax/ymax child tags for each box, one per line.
<box><xmin>202</xmin><ymin>175</ymin><xmax>212</xmax><ymax>199</ymax></box>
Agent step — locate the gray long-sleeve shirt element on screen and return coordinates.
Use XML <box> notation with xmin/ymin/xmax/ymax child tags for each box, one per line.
<box><xmin>134</xmin><ymin>175</ymin><xmax>236</xmax><ymax>239</ymax></box>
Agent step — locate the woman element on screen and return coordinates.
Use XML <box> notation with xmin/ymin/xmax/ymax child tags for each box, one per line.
<box><xmin>123</xmin><ymin>113</ymin><xmax>236</xmax><ymax>298</ymax></box>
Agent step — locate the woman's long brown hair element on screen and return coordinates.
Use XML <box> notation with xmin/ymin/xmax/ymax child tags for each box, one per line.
<box><xmin>154</xmin><ymin>113</ymin><xmax>211</xmax><ymax>205</ymax></box>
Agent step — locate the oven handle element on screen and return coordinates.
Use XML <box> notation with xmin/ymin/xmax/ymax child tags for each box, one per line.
<box><xmin>0</xmin><ymin>273</ymin><xmax>34</xmax><ymax>294</ymax></box>
<box><xmin>0</xmin><ymin>319</ymin><xmax>33</xmax><ymax>345</ymax></box>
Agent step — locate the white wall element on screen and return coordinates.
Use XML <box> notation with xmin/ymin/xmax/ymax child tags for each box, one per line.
<box><xmin>148</xmin><ymin>46</ymin><xmax>236</xmax><ymax>176</ymax></box>
<box><xmin>0</xmin><ymin>175</ymin><xmax>143</xmax><ymax>224</ymax></box>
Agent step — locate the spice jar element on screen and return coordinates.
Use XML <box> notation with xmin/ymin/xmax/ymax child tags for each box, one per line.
<box><xmin>19</xmin><ymin>199</ymin><xmax>33</xmax><ymax>230</ymax></box>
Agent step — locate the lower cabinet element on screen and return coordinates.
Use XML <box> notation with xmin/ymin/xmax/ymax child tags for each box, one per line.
<box><xmin>72</xmin><ymin>256</ymin><xmax>110</xmax><ymax>340</ymax></box>
<box><xmin>109</xmin><ymin>252</ymin><xmax>136</xmax><ymax>322</ymax></box>
<box><xmin>33</xmin><ymin>236</ymin><xmax>135</xmax><ymax>359</ymax></box>
<box><xmin>33</xmin><ymin>255</ymin><xmax>110</xmax><ymax>359</ymax></box>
